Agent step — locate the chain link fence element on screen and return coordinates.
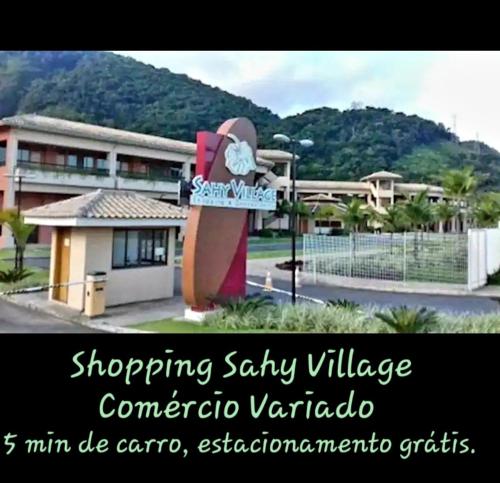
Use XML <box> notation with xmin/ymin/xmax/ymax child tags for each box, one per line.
<box><xmin>303</xmin><ymin>233</ymin><xmax>468</xmax><ymax>285</ymax></box>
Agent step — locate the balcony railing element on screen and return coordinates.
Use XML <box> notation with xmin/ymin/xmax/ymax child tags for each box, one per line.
<box><xmin>17</xmin><ymin>161</ymin><xmax>110</xmax><ymax>177</ymax></box>
<box><xmin>117</xmin><ymin>170</ymin><xmax>182</xmax><ymax>183</ymax></box>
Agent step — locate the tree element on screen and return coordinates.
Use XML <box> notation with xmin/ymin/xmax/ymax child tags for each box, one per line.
<box><xmin>473</xmin><ymin>194</ymin><xmax>500</xmax><ymax>228</ymax></box>
<box><xmin>380</xmin><ymin>204</ymin><xmax>410</xmax><ymax>234</ymax></box>
<box><xmin>274</xmin><ymin>199</ymin><xmax>291</xmax><ymax>233</ymax></box>
<box><xmin>401</xmin><ymin>191</ymin><xmax>432</xmax><ymax>260</ymax></box>
<box><xmin>376</xmin><ymin>204</ymin><xmax>411</xmax><ymax>253</ymax></box>
<box><xmin>333</xmin><ymin>198</ymin><xmax>369</xmax><ymax>233</ymax></box>
<box><xmin>433</xmin><ymin>202</ymin><xmax>457</xmax><ymax>233</ymax></box>
<box><xmin>332</xmin><ymin>198</ymin><xmax>370</xmax><ymax>259</ymax></box>
<box><xmin>294</xmin><ymin>201</ymin><xmax>312</xmax><ymax>234</ymax></box>
<box><xmin>0</xmin><ymin>209</ymin><xmax>35</xmax><ymax>271</ymax></box>
<box><xmin>442</xmin><ymin>167</ymin><xmax>477</xmax><ymax>232</ymax></box>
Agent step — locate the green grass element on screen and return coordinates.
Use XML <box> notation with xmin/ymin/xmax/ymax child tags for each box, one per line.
<box><xmin>248</xmin><ymin>250</ymin><xmax>292</xmax><ymax>260</ymax></box>
<box><xmin>0</xmin><ymin>257</ymin><xmax>50</xmax><ymax>292</ymax></box>
<box><xmin>0</xmin><ymin>244</ymin><xmax>50</xmax><ymax>260</ymax></box>
<box><xmin>248</xmin><ymin>236</ymin><xmax>302</xmax><ymax>244</ymax></box>
<box><xmin>133</xmin><ymin>318</ymin><xmax>270</xmax><ymax>333</ymax></box>
<box><xmin>134</xmin><ymin>319</ymin><xmax>223</xmax><ymax>333</ymax></box>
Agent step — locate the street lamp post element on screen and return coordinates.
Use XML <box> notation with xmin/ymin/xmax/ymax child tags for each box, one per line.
<box><xmin>273</xmin><ymin>133</ymin><xmax>314</xmax><ymax>304</ymax></box>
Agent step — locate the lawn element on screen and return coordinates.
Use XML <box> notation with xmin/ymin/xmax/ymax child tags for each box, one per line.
<box><xmin>248</xmin><ymin>236</ymin><xmax>302</xmax><ymax>245</ymax></box>
<box><xmin>248</xmin><ymin>250</ymin><xmax>292</xmax><ymax>260</ymax></box>
<box><xmin>133</xmin><ymin>318</ymin><xmax>270</xmax><ymax>333</ymax></box>
<box><xmin>0</xmin><ymin>244</ymin><xmax>50</xmax><ymax>260</ymax></box>
<box><xmin>134</xmin><ymin>319</ymin><xmax>222</xmax><ymax>333</ymax></box>
<box><xmin>0</xmin><ymin>245</ymin><xmax>50</xmax><ymax>292</ymax></box>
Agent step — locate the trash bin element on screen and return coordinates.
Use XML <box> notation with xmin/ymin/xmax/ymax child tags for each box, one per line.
<box><xmin>84</xmin><ymin>271</ymin><xmax>107</xmax><ymax>317</ymax></box>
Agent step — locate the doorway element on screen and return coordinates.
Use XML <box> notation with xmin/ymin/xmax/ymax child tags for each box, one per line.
<box><xmin>53</xmin><ymin>228</ymin><xmax>71</xmax><ymax>303</ymax></box>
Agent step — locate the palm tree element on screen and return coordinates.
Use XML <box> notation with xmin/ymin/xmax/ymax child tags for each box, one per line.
<box><xmin>473</xmin><ymin>194</ymin><xmax>500</xmax><ymax>228</ymax></box>
<box><xmin>332</xmin><ymin>198</ymin><xmax>370</xmax><ymax>259</ymax></box>
<box><xmin>378</xmin><ymin>204</ymin><xmax>410</xmax><ymax>253</ymax></box>
<box><xmin>295</xmin><ymin>201</ymin><xmax>312</xmax><ymax>234</ymax></box>
<box><xmin>401</xmin><ymin>191</ymin><xmax>432</xmax><ymax>261</ymax></box>
<box><xmin>333</xmin><ymin>198</ymin><xmax>369</xmax><ymax>233</ymax></box>
<box><xmin>380</xmin><ymin>204</ymin><xmax>410</xmax><ymax>234</ymax></box>
<box><xmin>274</xmin><ymin>199</ymin><xmax>291</xmax><ymax>234</ymax></box>
<box><xmin>313</xmin><ymin>205</ymin><xmax>337</xmax><ymax>234</ymax></box>
<box><xmin>433</xmin><ymin>202</ymin><xmax>457</xmax><ymax>233</ymax></box>
<box><xmin>0</xmin><ymin>209</ymin><xmax>35</xmax><ymax>271</ymax></box>
<box><xmin>442</xmin><ymin>167</ymin><xmax>477</xmax><ymax>232</ymax></box>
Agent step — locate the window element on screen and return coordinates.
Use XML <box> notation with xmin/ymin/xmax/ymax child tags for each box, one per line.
<box><xmin>30</xmin><ymin>150</ymin><xmax>42</xmax><ymax>163</ymax></box>
<box><xmin>83</xmin><ymin>156</ymin><xmax>94</xmax><ymax>170</ymax></box>
<box><xmin>97</xmin><ymin>158</ymin><xmax>108</xmax><ymax>170</ymax></box>
<box><xmin>18</xmin><ymin>149</ymin><xmax>30</xmax><ymax>162</ymax></box>
<box><xmin>67</xmin><ymin>154</ymin><xmax>78</xmax><ymax>168</ymax></box>
<box><xmin>0</xmin><ymin>143</ymin><xmax>6</xmax><ymax>166</ymax></box>
<box><xmin>117</xmin><ymin>161</ymin><xmax>129</xmax><ymax>173</ymax></box>
<box><xmin>112</xmin><ymin>229</ymin><xmax>169</xmax><ymax>269</ymax></box>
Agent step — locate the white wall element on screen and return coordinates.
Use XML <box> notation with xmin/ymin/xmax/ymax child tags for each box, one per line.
<box><xmin>485</xmin><ymin>227</ymin><xmax>500</xmax><ymax>275</ymax></box>
<box><xmin>50</xmin><ymin>226</ymin><xmax>178</xmax><ymax>311</ymax></box>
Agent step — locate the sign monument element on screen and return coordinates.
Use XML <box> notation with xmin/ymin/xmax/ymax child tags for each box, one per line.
<box><xmin>182</xmin><ymin>118</ymin><xmax>277</xmax><ymax>319</ymax></box>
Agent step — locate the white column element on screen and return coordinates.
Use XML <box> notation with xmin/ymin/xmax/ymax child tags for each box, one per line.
<box><xmin>108</xmin><ymin>149</ymin><xmax>117</xmax><ymax>177</ymax></box>
<box><xmin>255</xmin><ymin>210</ymin><xmax>264</xmax><ymax>230</ymax></box>
<box><xmin>182</xmin><ymin>161</ymin><xmax>192</xmax><ymax>180</ymax></box>
<box><xmin>2</xmin><ymin>135</ymin><xmax>18</xmax><ymax>247</ymax></box>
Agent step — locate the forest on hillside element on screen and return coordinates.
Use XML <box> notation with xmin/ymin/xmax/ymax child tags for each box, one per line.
<box><xmin>1</xmin><ymin>51</ymin><xmax>499</xmax><ymax>189</ymax></box>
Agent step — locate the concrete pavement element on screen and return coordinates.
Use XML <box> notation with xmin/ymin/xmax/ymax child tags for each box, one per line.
<box><xmin>0</xmin><ymin>299</ymin><xmax>98</xmax><ymax>333</ymax></box>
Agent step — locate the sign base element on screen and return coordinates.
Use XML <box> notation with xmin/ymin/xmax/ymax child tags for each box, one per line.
<box><xmin>184</xmin><ymin>306</ymin><xmax>222</xmax><ymax>322</ymax></box>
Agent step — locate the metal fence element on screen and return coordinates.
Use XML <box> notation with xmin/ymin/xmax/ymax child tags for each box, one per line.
<box><xmin>303</xmin><ymin>232</ymin><xmax>469</xmax><ymax>285</ymax></box>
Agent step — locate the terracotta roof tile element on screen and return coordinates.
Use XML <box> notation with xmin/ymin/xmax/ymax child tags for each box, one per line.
<box><xmin>23</xmin><ymin>189</ymin><xmax>187</xmax><ymax>220</ymax></box>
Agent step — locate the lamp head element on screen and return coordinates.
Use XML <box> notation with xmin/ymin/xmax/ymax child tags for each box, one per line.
<box><xmin>273</xmin><ymin>133</ymin><xmax>291</xmax><ymax>144</ymax></box>
<box><xmin>299</xmin><ymin>139</ymin><xmax>314</xmax><ymax>148</ymax></box>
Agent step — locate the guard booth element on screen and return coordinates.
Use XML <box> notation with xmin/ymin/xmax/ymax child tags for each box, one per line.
<box><xmin>24</xmin><ymin>189</ymin><xmax>186</xmax><ymax>314</ymax></box>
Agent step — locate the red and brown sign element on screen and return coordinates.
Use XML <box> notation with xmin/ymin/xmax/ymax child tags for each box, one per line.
<box><xmin>182</xmin><ymin>118</ymin><xmax>258</xmax><ymax>311</ymax></box>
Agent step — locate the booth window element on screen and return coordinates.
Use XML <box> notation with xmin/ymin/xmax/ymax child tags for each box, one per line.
<box><xmin>112</xmin><ymin>229</ymin><xmax>168</xmax><ymax>269</ymax></box>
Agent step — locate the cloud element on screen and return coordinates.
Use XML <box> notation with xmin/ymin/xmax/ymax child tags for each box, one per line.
<box><xmin>411</xmin><ymin>51</ymin><xmax>500</xmax><ymax>149</ymax></box>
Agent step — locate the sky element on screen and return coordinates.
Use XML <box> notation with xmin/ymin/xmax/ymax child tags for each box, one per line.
<box><xmin>115</xmin><ymin>51</ymin><xmax>500</xmax><ymax>150</ymax></box>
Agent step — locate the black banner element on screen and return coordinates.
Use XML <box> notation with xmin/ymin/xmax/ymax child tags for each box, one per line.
<box><xmin>0</xmin><ymin>334</ymin><xmax>498</xmax><ymax>474</ymax></box>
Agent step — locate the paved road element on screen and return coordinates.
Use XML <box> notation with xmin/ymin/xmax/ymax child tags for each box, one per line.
<box><xmin>0</xmin><ymin>299</ymin><xmax>98</xmax><ymax>333</ymax></box>
<box><xmin>248</xmin><ymin>275</ymin><xmax>500</xmax><ymax>315</ymax></box>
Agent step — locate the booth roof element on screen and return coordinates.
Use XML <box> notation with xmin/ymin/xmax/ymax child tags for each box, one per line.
<box><xmin>23</xmin><ymin>189</ymin><xmax>187</xmax><ymax>220</ymax></box>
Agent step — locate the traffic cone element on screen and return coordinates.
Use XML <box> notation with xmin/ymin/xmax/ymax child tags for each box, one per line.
<box><xmin>295</xmin><ymin>267</ymin><xmax>301</xmax><ymax>288</ymax></box>
<box><xmin>264</xmin><ymin>271</ymin><xmax>273</xmax><ymax>292</ymax></box>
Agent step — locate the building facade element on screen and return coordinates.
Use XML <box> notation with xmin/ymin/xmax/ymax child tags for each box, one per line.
<box><xmin>0</xmin><ymin>114</ymin><xmax>448</xmax><ymax>247</ymax></box>
<box><xmin>0</xmin><ymin>114</ymin><xmax>291</xmax><ymax>247</ymax></box>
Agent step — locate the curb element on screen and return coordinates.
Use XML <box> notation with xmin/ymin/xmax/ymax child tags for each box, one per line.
<box><xmin>0</xmin><ymin>294</ymin><xmax>155</xmax><ymax>334</ymax></box>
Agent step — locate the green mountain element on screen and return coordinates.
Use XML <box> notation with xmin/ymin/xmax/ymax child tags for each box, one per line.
<box><xmin>1</xmin><ymin>50</ymin><xmax>499</xmax><ymax>190</ymax></box>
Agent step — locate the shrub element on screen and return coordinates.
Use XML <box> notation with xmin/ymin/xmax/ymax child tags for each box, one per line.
<box><xmin>374</xmin><ymin>306</ymin><xmax>439</xmax><ymax>333</ymax></box>
<box><xmin>327</xmin><ymin>299</ymin><xmax>361</xmax><ymax>311</ymax></box>
<box><xmin>257</xmin><ymin>229</ymin><xmax>276</xmax><ymax>238</ymax></box>
<box><xmin>0</xmin><ymin>268</ymin><xmax>33</xmax><ymax>284</ymax></box>
<box><xmin>487</xmin><ymin>269</ymin><xmax>500</xmax><ymax>286</ymax></box>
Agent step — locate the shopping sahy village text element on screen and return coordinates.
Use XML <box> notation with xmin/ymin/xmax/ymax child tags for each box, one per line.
<box><xmin>71</xmin><ymin>348</ymin><xmax>413</xmax><ymax>387</ymax></box>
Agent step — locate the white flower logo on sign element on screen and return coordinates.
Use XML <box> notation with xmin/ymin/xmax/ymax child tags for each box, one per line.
<box><xmin>224</xmin><ymin>133</ymin><xmax>257</xmax><ymax>176</ymax></box>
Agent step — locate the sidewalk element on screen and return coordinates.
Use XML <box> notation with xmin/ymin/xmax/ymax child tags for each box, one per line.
<box><xmin>247</xmin><ymin>257</ymin><xmax>500</xmax><ymax>299</ymax></box>
<box><xmin>3</xmin><ymin>291</ymin><xmax>187</xmax><ymax>333</ymax></box>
